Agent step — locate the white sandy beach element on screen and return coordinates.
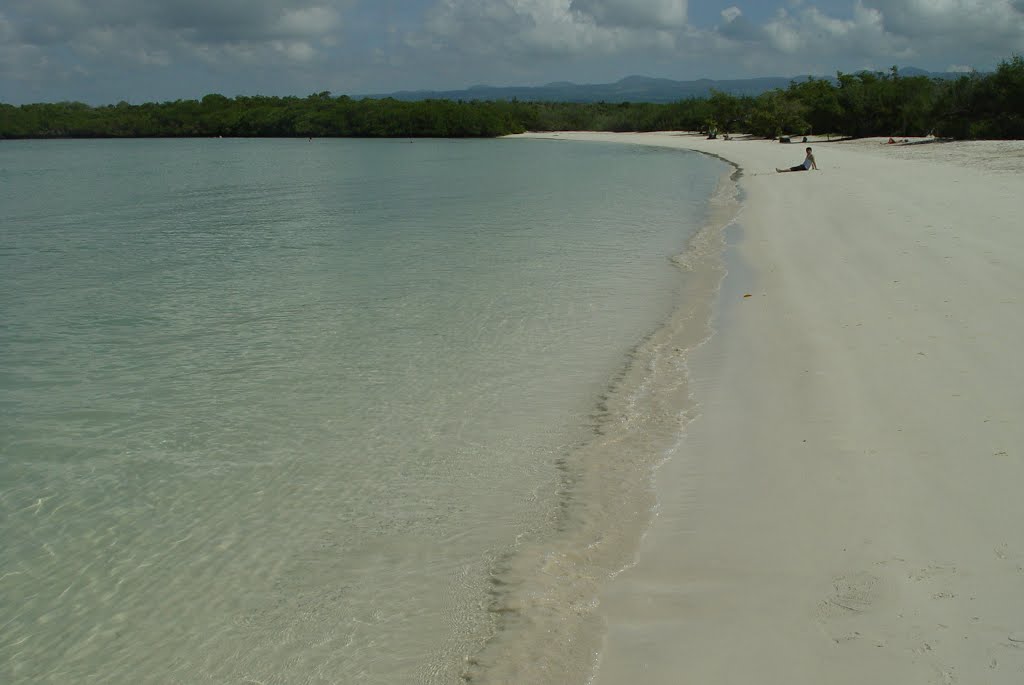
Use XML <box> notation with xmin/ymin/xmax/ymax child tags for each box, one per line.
<box><xmin>514</xmin><ymin>132</ymin><xmax>1024</xmax><ymax>684</ymax></box>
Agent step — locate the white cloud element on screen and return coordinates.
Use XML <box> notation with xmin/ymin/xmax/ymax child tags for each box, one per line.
<box><xmin>862</xmin><ymin>0</ymin><xmax>1024</xmax><ymax>48</ymax></box>
<box><xmin>278</xmin><ymin>6</ymin><xmax>342</xmax><ymax>37</ymax></box>
<box><xmin>3</xmin><ymin>0</ymin><xmax>1024</xmax><ymax>104</ymax></box>
<box><xmin>715</xmin><ymin>1</ymin><xmax>910</xmax><ymax>64</ymax></box>
<box><xmin>721</xmin><ymin>6</ymin><xmax>742</xmax><ymax>23</ymax></box>
<box><xmin>417</xmin><ymin>0</ymin><xmax>679</xmax><ymax>60</ymax></box>
<box><xmin>409</xmin><ymin>0</ymin><xmax>1021</xmax><ymax>87</ymax></box>
<box><xmin>5</xmin><ymin>0</ymin><xmax>349</xmax><ymax>67</ymax></box>
<box><xmin>273</xmin><ymin>39</ymin><xmax>317</xmax><ymax>61</ymax></box>
<box><xmin>947</xmin><ymin>64</ymin><xmax>974</xmax><ymax>72</ymax></box>
<box><xmin>570</xmin><ymin>0</ymin><xmax>687</xmax><ymax>29</ymax></box>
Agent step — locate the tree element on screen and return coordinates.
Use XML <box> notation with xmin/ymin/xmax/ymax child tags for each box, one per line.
<box><xmin>787</xmin><ymin>78</ymin><xmax>841</xmax><ymax>135</ymax></box>
<box><xmin>2</xmin><ymin>55</ymin><xmax>1021</xmax><ymax>140</ymax></box>
<box><xmin>748</xmin><ymin>90</ymin><xmax>809</xmax><ymax>138</ymax></box>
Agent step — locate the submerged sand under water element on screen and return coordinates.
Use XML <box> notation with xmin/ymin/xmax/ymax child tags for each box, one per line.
<box><xmin>0</xmin><ymin>138</ymin><xmax>730</xmax><ymax>684</ymax></box>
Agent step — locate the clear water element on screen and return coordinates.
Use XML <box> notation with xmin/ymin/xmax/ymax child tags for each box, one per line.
<box><xmin>0</xmin><ymin>138</ymin><xmax>726</xmax><ymax>684</ymax></box>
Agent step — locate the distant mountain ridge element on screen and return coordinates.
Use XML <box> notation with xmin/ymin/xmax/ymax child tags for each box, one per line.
<box><xmin>369</xmin><ymin>69</ymin><xmax>968</xmax><ymax>103</ymax></box>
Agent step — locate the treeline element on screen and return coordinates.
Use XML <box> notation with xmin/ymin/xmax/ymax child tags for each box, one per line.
<box><xmin>2</xmin><ymin>55</ymin><xmax>1021</xmax><ymax>140</ymax></box>
<box><xmin>0</xmin><ymin>94</ymin><xmax>528</xmax><ymax>139</ymax></box>
<box><xmin>696</xmin><ymin>55</ymin><xmax>1024</xmax><ymax>139</ymax></box>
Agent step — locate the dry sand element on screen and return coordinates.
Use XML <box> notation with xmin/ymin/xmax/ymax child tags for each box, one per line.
<box><xmin>514</xmin><ymin>132</ymin><xmax>1024</xmax><ymax>684</ymax></box>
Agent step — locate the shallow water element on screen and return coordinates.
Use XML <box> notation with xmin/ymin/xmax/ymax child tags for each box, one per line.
<box><xmin>0</xmin><ymin>137</ymin><xmax>726</xmax><ymax>684</ymax></box>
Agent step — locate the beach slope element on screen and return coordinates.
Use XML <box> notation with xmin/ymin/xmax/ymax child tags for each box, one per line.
<box><xmin>516</xmin><ymin>133</ymin><xmax>1024</xmax><ymax>684</ymax></box>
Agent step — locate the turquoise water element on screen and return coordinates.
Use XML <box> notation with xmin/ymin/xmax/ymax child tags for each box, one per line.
<box><xmin>0</xmin><ymin>138</ymin><xmax>727</xmax><ymax>683</ymax></box>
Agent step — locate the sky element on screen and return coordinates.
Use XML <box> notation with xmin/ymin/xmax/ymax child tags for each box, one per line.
<box><xmin>2</xmin><ymin>0</ymin><xmax>1023</xmax><ymax>105</ymax></box>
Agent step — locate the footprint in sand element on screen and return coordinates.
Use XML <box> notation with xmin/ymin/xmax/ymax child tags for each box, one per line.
<box><xmin>993</xmin><ymin>544</ymin><xmax>1024</xmax><ymax>574</ymax></box>
<box><xmin>819</xmin><ymin>571</ymin><xmax>882</xmax><ymax>618</ymax></box>
<box><xmin>909</xmin><ymin>564</ymin><xmax>958</xmax><ymax>583</ymax></box>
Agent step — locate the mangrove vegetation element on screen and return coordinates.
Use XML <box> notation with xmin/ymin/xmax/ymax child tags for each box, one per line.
<box><xmin>2</xmin><ymin>55</ymin><xmax>1021</xmax><ymax>140</ymax></box>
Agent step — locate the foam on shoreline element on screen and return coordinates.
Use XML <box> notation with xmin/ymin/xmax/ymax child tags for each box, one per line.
<box><xmin>462</xmin><ymin>149</ymin><xmax>741</xmax><ymax>684</ymax></box>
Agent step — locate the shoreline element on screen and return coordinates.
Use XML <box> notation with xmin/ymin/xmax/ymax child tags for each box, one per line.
<box><xmin>508</xmin><ymin>132</ymin><xmax>1024</xmax><ymax>684</ymax></box>
<box><xmin>464</xmin><ymin>144</ymin><xmax>741</xmax><ymax>683</ymax></box>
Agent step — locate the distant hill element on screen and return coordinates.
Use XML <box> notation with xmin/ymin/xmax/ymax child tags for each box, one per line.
<box><xmin>368</xmin><ymin>69</ymin><xmax>969</xmax><ymax>104</ymax></box>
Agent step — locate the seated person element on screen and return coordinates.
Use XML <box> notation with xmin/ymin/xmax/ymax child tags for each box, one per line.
<box><xmin>776</xmin><ymin>147</ymin><xmax>818</xmax><ymax>172</ymax></box>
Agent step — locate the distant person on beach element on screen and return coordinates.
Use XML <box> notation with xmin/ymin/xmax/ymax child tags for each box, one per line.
<box><xmin>777</xmin><ymin>147</ymin><xmax>818</xmax><ymax>173</ymax></box>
